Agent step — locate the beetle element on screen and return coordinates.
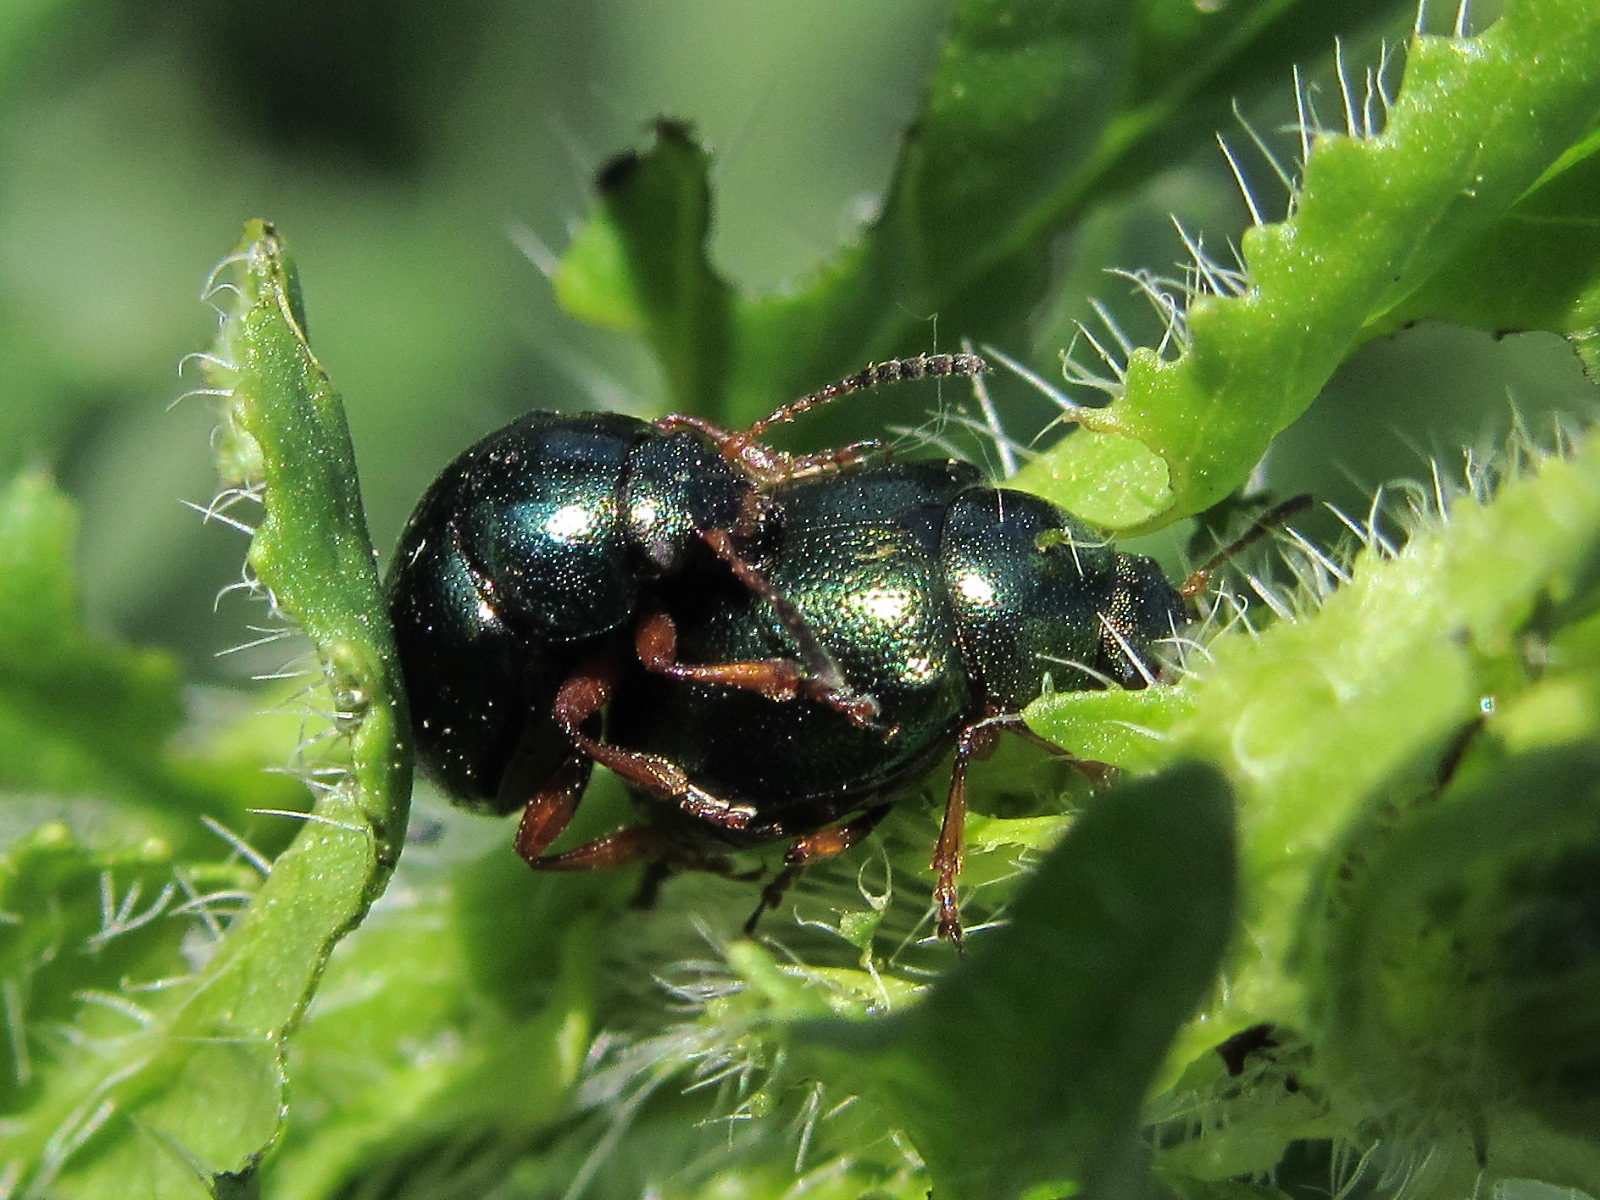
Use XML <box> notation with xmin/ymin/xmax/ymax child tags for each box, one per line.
<box><xmin>386</xmin><ymin>352</ymin><xmax>1228</xmax><ymax>942</ymax></box>
<box><xmin>385</xmin><ymin>354</ymin><xmax>987</xmax><ymax>846</ymax></box>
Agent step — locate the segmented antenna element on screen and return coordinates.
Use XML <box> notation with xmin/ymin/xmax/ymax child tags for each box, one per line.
<box><xmin>744</xmin><ymin>352</ymin><xmax>989</xmax><ymax>440</ymax></box>
<box><xmin>1182</xmin><ymin>494</ymin><xmax>1315</xmax><ymax>599</ymax></box>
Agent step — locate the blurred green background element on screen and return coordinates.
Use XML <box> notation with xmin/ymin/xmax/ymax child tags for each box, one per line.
<box><xmin>2</xmin><ymin>0</ymin><xmax>1593</xmax><ymax>682</ymax></box>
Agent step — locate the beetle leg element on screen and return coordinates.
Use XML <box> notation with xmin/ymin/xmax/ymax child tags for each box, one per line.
<box><xmin>745</xmin><ymin>803</ymin><xmax>895</xmax><ymax>935</ymax></box>
<box><xmin>1180</xmin><ymin>492</ymin><xmax>1313</xmax><ymax>600</ymax></box>
<box><xmin>931</xmin><ymin>712</ymin><xmax>1031</xmax><ymax>946</ymax></box>
<box><xmin>636</xmin><ymin>608</ymin><xmax>881</xmax><ymax>731</ymax></box>
<box><xmin>510</xmin><ymin>661</ymin><xmax>611</xmax><ymax>866</ymax></box>
<box><xmin>699</xmin><ymin>529</ymin><xmax>882</xmax><ymax>730</ymax></box>
<box><xmin>636</xmin><ymin>608</ymin><xmax>803</xmax><ymax>698</ymax></box>
<box><xmin>985</xmin><ymin>717</ymin><xmax>1109</xmax><ymax>782</ymax></box>
<box><xmin>776</xmin><ymin>440</ymin><xmax>885</xmax><ymax>482</ymax></box>
<box><xmin>545</xmin><ymin>658</ymin><xmax>759</xmax><ymax>832</ymax></box>
<box><xmin>535</xmin><ymin>825</ymin><xmax>762</xmax><ymax>931</ymax></box>
<box><xmin>529</xmin><ymin>824</ymin><xmax>673</xmax><ymax>871</ymax></box>
<box><xmin>569</xmin><ymin>738</ymin><xmax>757</xmax><ymax>832</ymax></box>
<box><xmin>931</xmin><ymin>729</ymin><xmax>979</xmax><ymax>947</ymax></box>
<box><xmin>521</xmin><ymin>661</ymin><xmax>759</xmax><ymax>875</ymax></box>
<box><xmin>512</xmin><ymin>751</ymin><xmax>594</xmax><ymax>862</ymax></box>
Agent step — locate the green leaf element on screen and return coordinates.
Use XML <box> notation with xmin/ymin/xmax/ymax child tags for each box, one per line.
<box><xmin>1383</xmin><ymin>130</ymin><xmax>1600</xmax><ymax>337</ymax></box>
<box><xmin>554</xmin><ymin>122</ymin><xmax>734</xmax><ymax>412</ymax></box>
<box><xmin>0</xmin><ymin>467</ymin><xmax>179</xmax><ymax>766</ymax></box>
<box><xmin>1015</xmin><ymin>0</ymin><xmax>1600</xmax><ymax>530</ymax></box>
<box><xmin>262</xmin><ymin>865</ymin><xmax>602</xmax><ymax>1200</ymax></box>
<box><xmin>1024</xmin><ymin>679</ymin><xmax>1197</xmax><ymax>772</ymax></box>
<box><xmin>800</xmin><ymin>762</ymin><xmax>1236</xmax><ymax>1200</ymax></box>
<box><xmin>1147</xmin><ymin>423</ymin><xmax>1600</xmax><ymax>1140</ymax></box>
<box><xmin>207</xmin><ymin>219</ymin><xmax>411</xmax><ymax>869</ymax></box>
<box><xmin>1165</xmin><ymin>1182</ymin><xmax>1297</xmax><ymax>1200</ymax></box>
<box><xmin>2</xmin><ymin>222</ymin><xmax>412</xmax><ymax>1198</ymax></box>
<box><xmin>0</xmin><ymin>822</ymin><xmax>255</xmax><ymax>1118</ymax></box>
<box><xmin>1308</xmin><ymin>745</ymin><xmax>1600</xmax><ymax>1191</ymax></box>
<box><xmin>0</xmin><ymin>471</ymin><xmax>268</xmax><ymax>848</ymax></box>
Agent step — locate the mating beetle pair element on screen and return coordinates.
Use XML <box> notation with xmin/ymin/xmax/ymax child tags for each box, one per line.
<box><xmin>386</xmin><ymin>355</ymin><xmax>1186</xmax><ymax>942</ymax></box>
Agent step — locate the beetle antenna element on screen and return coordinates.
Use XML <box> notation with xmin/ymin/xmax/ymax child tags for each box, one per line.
<box><xmin>1180</xmin><ymin>493</ymin><xmax>1313</xmax><ymax>599</ymax></box>
<box><xmin>744</xmin><ymin>353</ymin><xmax>989</xmax><ymax>440</ymax></box>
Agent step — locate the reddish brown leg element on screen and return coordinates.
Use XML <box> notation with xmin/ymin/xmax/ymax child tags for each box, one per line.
<box><xmin>931</xmin><ymin>712</ymin><xmax>1031</xmax><ymax>947</ymax></box>
<box><xmin>529</xmin><ymin>824</ymin><xmax>673</xmax><ymax>871</ymax></box>
<box><xmin>512</xmin><ymin>658</ymin><xmax>631</xmax><ymax>870</ymax></box>
<box><xmin>1180</xmin><ymin>493</ymin><xmax>1314</xmax><ymax>599</ymax></box>
<box><xmin>533</xmin><ymin>825</ymin><xmax>758</xmax><ymax>920</ymax></box>
<box><xmin>545</xmin><ymin>657</ymin><xmax>758</xmax><ymax>832</ymax></box>
<box><xmin>636</xmin><ymin>609</ymin><xmax>805</xmax><ymax>700</ymax></box>
<box><xmin>636</xmin><ymin>605</ymin><xmax>879</xmax><ymax>730</ymax></box>
<box><xmin>998</xmin><ymin>721</ymin><xmax>1115</xmax><ymax>789</ymax></box>
<box><xmin>744</xmin><ymin>804</ymin><xmax>895</xmax><ymax>935</ymax></box>
<box><xmin>779</xmin><ymin>441</ymin><xmax>886</xmax><ymax>481</ymax></box>
<box><xmin>521</xmin><ymin>656</ymin><xmax>762</xmax><ymax>876</ymax></box>
<box><xmin>700</xmin><ymin>529</ymin><xmax>882</xmax><ymax>730</ymax></box>
<box><xmin>512</xmin><ymin>751</ymin><xmax>592</xmax><ymax>862</ymax></box>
